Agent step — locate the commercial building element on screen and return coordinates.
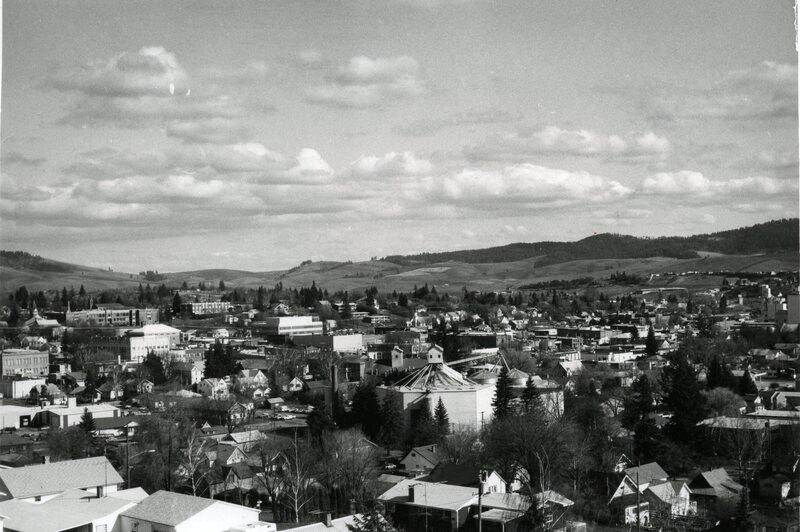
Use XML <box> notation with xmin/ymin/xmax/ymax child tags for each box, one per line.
<box><xmin>65</xmin><ymin>305</ymin><xmax>160</xmax><ymax>327</ymax></box>
<box><xmin>292</xmin><ymin>333</ymin><xmax>363</xmax><ymax>352</ymax></box>
<box><xmin>256</xmin><ymin>316</ymin><xmax>323</xmax><ymax>337</ymax></box>
<box><xmin>180</xmin><ymin>301</ymin><xmax>231</xmax><ymax>316</ymax></box>
<box><xmin>88</xmin><ymin>324</ymin><xmax>181</xmax><ymax>364</ymax></box>
<box><xmin>0</xmin><ymin>349</ymin><xmax>49</xmax><ymax>377</ymax></box>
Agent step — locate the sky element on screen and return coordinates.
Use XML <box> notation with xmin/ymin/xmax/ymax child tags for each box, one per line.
<box><xmin>1</xmin><ymin>0</ymin><xmax>798</xmax><ymax>272</ymax></box>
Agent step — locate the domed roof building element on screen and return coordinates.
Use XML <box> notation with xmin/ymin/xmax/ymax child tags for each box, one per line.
<box><xmin>377</xmin><ymin>345</ymin><xmax>496</xmax><ymax>431</ymax></box>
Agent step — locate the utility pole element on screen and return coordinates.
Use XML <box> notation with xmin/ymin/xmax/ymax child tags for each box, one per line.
<box><xmin>478</xmin><ymin>469</ymin><xmax>487</xmax><ymax>532</ymax></box>
<box><xmin>636</xmin><ymin>465</ymin><xmax>641</xmax><ymax>532</ymax></box>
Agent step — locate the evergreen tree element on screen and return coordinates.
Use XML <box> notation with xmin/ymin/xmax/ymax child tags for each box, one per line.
<box><xmin>661</xmin><ymin>348</ymin><xmax>706</xmax><ymax>443</ymax></box>
<box><xmin>79</xmin><ymin>408</ymin><xmax>96</xmax><ymax>433</ymax></box>
<box><xmin>378</xmin><ymin>394</ymin><xmax>405</xmax><ymax>450</ymax></box>
<box><xmin>622</xmin><ymin>374</ymin><xmax>654</xmax><ymax>429</ymax></box>
<box><xmin>719</xmin><ymin>294</ymin><xmax>728</xmax><ymax>313</ymax></box>
<box><xmin>433</xmin><ymin>398</ymin><xmax>450</xmax><ymax>440</ymax></box>
<box><xmin>351</xmin><ymin>382</ymin><xmax>381</xmax><ymax>441</ymax></box>
<box><xmin>172</xmin><ymin>292</ymin><xmax>182</xmax><ymax>315</ymax></box>
<box><xmin>645</xmin><ymin>326</ymin><xmax>658</xmax><ymax>357</ymax></box>
<box><xmin>347</xmin><ymin>502</ymin><xmax>396</xmax><ymax>532</ymax></box>
<box><xmin>78</xmin><ymin>284</ymin><xmax>86</xmax><ymax>297</ymax></box>
<box><xmin>521</xmin><ymin>376</ymin><xmax>543</xmax><ymax>414</ymax></box>
<box><xmin>142</xmin><ymin>352</ymin><xmax>167</xmax><ymax>385</ymax></box>
<box><xmin>204</xmin><ymin>341</ymin><xmax>236</xmax><ymax>378</ymax></box>
<box><xmin>492</xmin><ymin>366</ymin><xmax>514</xmax><ymax>419</ymax></box>
<box><xmin>633</xmin><ymin>417</ymin><xmax>662</xmax><ymax>464</ymax></box>
<box><xmin>180</xmin><ymin>280</ymin><xmax>188</xmax><ymax>290</ymax></box>
<box><xmin>707</xmin><ymin>353</ymin><xmax>736</xmax><ymax>390</ymax></box>
<box><xmin>307</xmin><ymin>395</ymin><xmax>335</xmax><ymax>444</ymax></box>
<box><xmin>219</xmin><ymin>280</ymin><xmax>226</xmax><ymax>291</ymax></box>
<box><xmin>410</xmin><ymin>399</ymin><xmax>437</xmax><ymax>446</ymax></box>
<box><xmin>738</xmin><ymin>370</ymin><xmax>759</xmax><ymax>396</ymax></box>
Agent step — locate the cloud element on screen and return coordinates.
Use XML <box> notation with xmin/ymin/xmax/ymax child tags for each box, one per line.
<box><xmin>702</xmin><ymin>213</ymin><xmax>717</xmax><ymax>224</ymax></box>
<box><xmin>46</xmin><ymin>46</ymin><xmax>268</xmax><ymax>134</ymax></box>
<box><xmin>2</xmin><ymin>151</ymin><xmax>46</xmax><ymax>167</ymax></box>
<box><xmin>393</xmin><ymin>109</ymin><xmax>522</xmax><ymax>136</ymax></box>
<box><xmin>297</xmin><ymin>48</ymin><xmax>326</xmax><ymax>69</ymax></box>
<box><xmin>600</xmin><ymin>61</ymin><xmax>797</xmax><ymax>125</ymax></box>
<box><xmin>166</xmin><ymin>117</ymin><xmax>251</xmax><ymax>144</ymax></box>
<box><xmin>305</xmin><ymin>55</ymin><xmax>426</xmax><ymax>108</ymax></box>
<box><xmin>641</xmin><ymin>170</ymin><xmax>795</xmax><ymax>197</ymax></box>
<box><xmin>465</xmin><ymin>126</ymin><xmax>671</xmax><ymax>163</ymax></box>
<box><xmin>349</xmin><ymin>152</ymin><xmax>433</xmax><ymax>178</ymax></box>
<box><xmin>430</xmin><ymin>163</ymin><xmax>633</xmax><ymax>207</ymax></box>
<box><xmin>48</xmin><ymin>46</ymin><xmax>188</xmax><ymax>97</ymax></box>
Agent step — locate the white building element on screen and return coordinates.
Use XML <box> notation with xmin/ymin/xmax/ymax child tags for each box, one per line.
<box><xmin>259</xmin><ymin>316</ymin><xmax>323</xmax><ymax>336</ymax></box>
<box><xmin>119</xmin><ymin>490</ymin><xmax>272</xmax><ymax>532</ymax></box>
<box><xmin>377</xmin><ymin>346</ymin><xmax>495</xmax><ymax>431</ymax></box>
<box><xmin>292</xmin><ymin>333</ymin><xmax>363</xmax><ymax>352</ymax></box>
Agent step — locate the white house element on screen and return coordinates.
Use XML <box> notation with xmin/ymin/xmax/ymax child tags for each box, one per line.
<box><xmin>0</xmin><ymin>456</ymin><xmax>124</xmax><ymax>503</ymax></box>
<box><xmin>199</xmin><ymin>378</ymin><xmax>229</xmax><ymax>399</ymax></box>
<box><xmin>119</xmin><ymin>490</ymin><xmax>273</xmax><ymax>532</ymax></box>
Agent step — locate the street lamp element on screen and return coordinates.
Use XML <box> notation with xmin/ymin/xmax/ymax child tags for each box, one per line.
<box><xmin>126</xmin><ymin>448</ymin><xmax>156</xmax><ymax>489</ymax></box>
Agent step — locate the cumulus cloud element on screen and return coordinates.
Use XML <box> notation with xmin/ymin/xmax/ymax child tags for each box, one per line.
<box><xmin>641</xmin><ymin>170</ymin><xmax>795</xmax><ymax>197</ymax></box>
<box><xmin>47</xmin><ymin>46</ymin><xmax>269</xmax><ymax>133</ymax></box>
<box><xmin>48</xmin><ymin>46</ymin><xmax>188</xmax><ymax>97</ymax></box>
<box><xmin>305</xmin><ymin>55</ymin><xmax>426</xmax><ymax>108</ymax></box>
<box><xmin>393</xmin><ymin>109</ymin><xmax>522</xmax><ymax>136</ymax></box>
<box><xmin>465</xmin><ymin>126</ymin><xmax>671</xmax><ymax>163</ymax></box>
<box><xmin>349</xmin><ymin>152</ymin><xmax>432</xmax><ymax>178</ymax></box>
<box><xmin>432</xmin><ymin>163</ymin><xmax>632</xmax><ymax>207</ymax></box>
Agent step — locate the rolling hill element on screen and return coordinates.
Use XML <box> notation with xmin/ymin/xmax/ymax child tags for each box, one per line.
<box><xmin>1</xmin><ymin>219</ymin><xmax>797</xmax><ymax>294</ymax></box>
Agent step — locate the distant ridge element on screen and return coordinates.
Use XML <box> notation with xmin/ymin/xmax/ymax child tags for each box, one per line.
<box><xmin>380</xmin><ymin>218</ymin><xmax>799</xmax><ymax>266</ymax></box>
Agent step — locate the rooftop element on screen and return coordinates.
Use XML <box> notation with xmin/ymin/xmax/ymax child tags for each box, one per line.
<box><xmin>120</xmin><ymin>490</ymin><xmax>218</xmax><ymax>526</ymax></box>
<box><xmin>0</xmin><ymin>456</ymin><xmax>123</xmax><ymax>499</ymax></box>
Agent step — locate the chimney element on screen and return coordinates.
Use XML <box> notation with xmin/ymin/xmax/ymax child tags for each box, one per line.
<box><xmin>408</xmin><ymin>484</ymin><xmax>416</xmax><ymax>503</ymax></box>
<box><xmin>67</xmin><ymin>396</ymin><xmax>77</xmax><ymax>408</ymax></box>
<box><xmin>323</xmin><ymin>512</ymin><xmax>332</xmax><ymax>528</ymax></box>
<box><xmin>349</xmin><ymin>499</ymin><xmax>357</xmax><ymax>515</ymax></box>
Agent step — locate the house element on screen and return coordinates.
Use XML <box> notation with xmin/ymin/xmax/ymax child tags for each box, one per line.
<box><xmin>422</xmin><ymin>463</ymin><xmax>506</xmax><ymax>494</ymax></box>
<box><xmin>0</xmin><ymin>456</ymin><xmax>124</xmax><ymax>502</ymax></box>
<box><xmin>608</xmin><ymin>462</ymin><xmax>669</xmax><ymax>525</ymax></box>
<box><xmin>642</xmin><ymin>480</ymin><xmax>695</xmax><ymax>519</ymax></box>
<box><xmin>477</xmin><ymin>491</ymin><xmax>575</xmax><ymax>531</ymax></box>
<box><xmin>688</xmin><ymin>468</ymin><xmax>742</xmax><ymax>517</ymax></box>
<box><xmin>98</xmin><ymin>381</ymin><xmax>125</xmax><ymax>401</ymax></box>
<box><xmin>0</xmin><ymin>434</ymin><xmax>34</xmax><ymax>457</ymax></box>
<box><xmin>119</xmin><ymin>490</ymin><xmax>272</xmax><ymax>532</ymax></box>
<box><xmin>0</xmin><ymin>487</ymin><xmax>147</xmax><ymax>532</ymax></box>
<box><xmin>136</xmin><ymin>379</ymin><xmax>154</xmax><ymax>394</ymax></box>
<box><xmin>227</xmin><ymin>402</ymin><xmax>254</xmax><ymax>428</ymax></box>
<box><xmin>220</xmin><ymin>429</ymin><xmax>264</xmax><ymax>452</ymax></box>
<box><xmin>400</xmin><ymin>444</ymin><xmax>440</xmax><ymax>472</ymax></box>
<box><xmin>236</xmin><ymin>369</ymin><xmax>269</xmax><ymax>390</ymax></box>
<box><xmin>379</xmin><ymin>478</ymin><xmax>479</xmax><ymax>531</ymax></box>
<box><xmin>287</xmin><ymin>513</ymin><xmax>362</xmax><ymax>532</ymax></box>
<box><xmin>208</xmin><ymin>462</ymin><xmax>258</xmax><ymax>499</ymax></box>
<box><xmin>286</xmin><ymin>376</ymin><xmax>304</xmax><ymax>393</ymax></box>
<box><xmin>92</xmin><ymin>415</ymin><xmax>145</xmax><ymax>439</ymax></box>
<box><xmin>199</xmin><ymin>378</ymin><xmax>229</xmax><ymax>399</ymax></box>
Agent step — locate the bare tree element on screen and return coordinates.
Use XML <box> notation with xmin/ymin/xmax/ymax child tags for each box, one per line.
<box><xmin>178</xmin><ymin>429</ymin><xmax>212</xmax><ymax>497</ymax></box>
<box><xmin>280</xmin><ymin>432</ymin><xmax>315</xmax><ymax>523</ymax></box>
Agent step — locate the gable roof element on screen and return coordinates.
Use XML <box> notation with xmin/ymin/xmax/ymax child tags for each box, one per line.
<box><xmin>378</xmin><ymin>478</ymin><xmax>478</xmax><ymax>511</ymax></box>
<box><xmin>403</xmin><ymin>445</ymin><xmax>439</xmax><ymax>468</ymax></box>
<box><xmin>422</xmin><ymin>462</ymin><xmax>498</xmax><ymax>487</ymax></box>
<box><xmin>689</xmin><ymin>468</ymin><xmax>743</xmax><ymax>497</ymax></box>
<box><xmin>0</xmin><ymin>456</ymin><xmax>123</xmax><ymax>499</ymax></box>
<box><xmin>121</xmin><ymin>490</ymin><xmax>217</xmax><ymax>527</ymax></box>
<box><xmin>623</xmin><ymin>462</ymin><xmax>668</xmax><ymax>485</ymax></box>
<box><xmin>0</xmin><ymin>488</ymin><xmax>145</xmax><ymax>532</ymax></box>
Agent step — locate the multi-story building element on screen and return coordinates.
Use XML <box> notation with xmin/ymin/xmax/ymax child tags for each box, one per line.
<box><xmin>180</xmin><ymin>301</ymin><xmax>231</xmax><ymax>316</ymax></box>
<box><xmin>65</xmin><ymin>305</ymin><xmax>160</xmax><ymax>327</ymax></box>
<box><xmin>0</xmin><ymin>349</ymin><xmax>50</xmax><ymax>377</ymax></box>
<box><xmin>256</xmin><ymin>316</ymin><xmax>323</xmax><ymax>337</ymax></box>
<box><xmin>87</xmin><ymin>324</ymin><xmax>181</xmax><ymax>364</ymax></box>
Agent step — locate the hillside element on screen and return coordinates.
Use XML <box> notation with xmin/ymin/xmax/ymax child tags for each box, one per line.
<box><xmin>380</xmin><ymin>218</ymin><xmax>799</xmax><ymax>266</ymax></box>
<box><xmin>1</xmin><ymin>219</ymin><xmax>797</xmax><ymax>294</ymax></box>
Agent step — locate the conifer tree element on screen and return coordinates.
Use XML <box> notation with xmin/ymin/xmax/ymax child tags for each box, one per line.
<box><xmin>707</xmin><ymin>353</ymin><xmax>736</xmax><ymax>390</ymax></box>
<box><xmin>378</xmin><ymin>393</ymin><xmax>405</xmax><ymax>450</ymax></box>
<box><xmin>79</xmin><ymin>407</ymin><xmax>96</xmax><ymax>433</ymax></box>
<box><xmin>738</xmin><ymin>370</ymin><xmax>759</xmax><ymax>396</ymax></box>
<box><xmin>492</xmin><ymin>366</ymin><xmax>514</xmax><ymax>420</ymax></box>
<box><xmin>433</xmin><ymin>397</ymin><xmax>450</xmax><ymax>440</ymax></box>
<box><xmin>521</xmin><ymin>375</ymin><xmax>543</xmax><ymax>414</ymax></box>
<box><xmin>645</xmin><ymin>326</ymin><xmax>658</xmax><ymax>357</ymax></box>
<box><xmin>351</xmin><ymin>382</ymin><xmax>381</xmax><ymax>441</ymax></box>
<box><xmin>410</xmin><ymin>398</ymin><xmax>437</xmax><ymax>446</ymax></box>
<box><xmin>661</xmin><ymin>348</ymin><xmax>706</xmax><ymax>443</ymax></box>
